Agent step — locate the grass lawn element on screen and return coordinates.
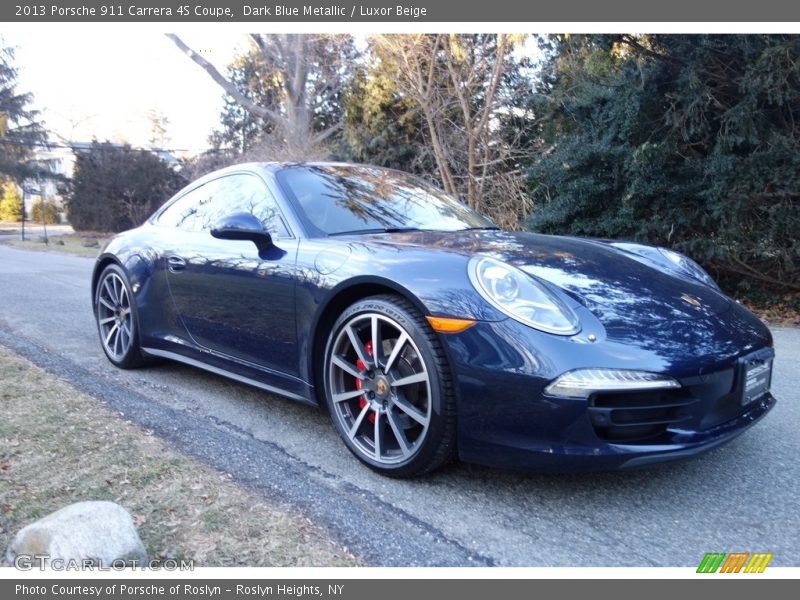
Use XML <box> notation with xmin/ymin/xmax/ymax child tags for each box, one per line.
<box><xmin>0</xmin><ymin>232</ymin><xmax>109</xmax><ymax>259</ymax></box>
<box><xmin>0</xmin><ymin>345</ymin><xmax>358</xmax><ymax>567</ymax></box>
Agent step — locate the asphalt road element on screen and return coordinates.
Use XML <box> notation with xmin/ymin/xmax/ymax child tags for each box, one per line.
<box><xmin>0</xmin><ymin>245</ymin><xmax>797</xmax><ymax>567</ymax></box>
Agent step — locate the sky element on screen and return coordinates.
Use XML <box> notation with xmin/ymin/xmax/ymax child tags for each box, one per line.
<box><xmin>2</xmin><ymin>29</ymin><xmax>250</xmax><ymax>155</ymax></box>
<box><xmin>3</xmin><ymin>28</ymin><xmax>533</xmax><ymax>160</ymax></box>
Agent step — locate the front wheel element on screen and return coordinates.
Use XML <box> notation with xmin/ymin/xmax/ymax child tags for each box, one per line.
<box><xmin>323</xmin><ymin>295</ymin><xmax>456</xmax><ymax>477</ymax></box>
<box><xmin>94</xmin><ymin>264</ymin><xmax>145</xmax><ymax>369</ymax></box>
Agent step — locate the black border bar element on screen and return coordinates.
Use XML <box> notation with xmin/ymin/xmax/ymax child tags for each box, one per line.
<box><xmin>5</xmin><ymin>1</ymin><xmax>800</xmax><ymax>22</ymax></box>
<box><xmin>2</xmin><ymin>579</ymin><xmax>797</xmax><ymax>600</ymax></box>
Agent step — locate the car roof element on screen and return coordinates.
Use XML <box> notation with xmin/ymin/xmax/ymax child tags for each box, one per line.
<box><xmin>212</xmin><ymin>161</ymin><xmax>374</xmax><ymax>175</ymax></box>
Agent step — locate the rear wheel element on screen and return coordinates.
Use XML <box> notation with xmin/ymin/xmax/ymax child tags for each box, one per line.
<box><xmin>324</xmin><ymin>295</ymin><xmax>456</xmax><ymax>477</ymax></box>
<box><xmin>95</xmin><ymin>264</ymin><xmax>145</xmax><ymax>369</ymax></box>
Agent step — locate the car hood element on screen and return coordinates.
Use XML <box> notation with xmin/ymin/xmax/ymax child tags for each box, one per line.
<box><xmin>360</xmin><ymin>229</ymin><xmax>732</xmax><ymax>330</ymax></box>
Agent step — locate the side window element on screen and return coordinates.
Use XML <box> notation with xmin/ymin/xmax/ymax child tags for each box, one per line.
<box><xmin>156</xmin><ymin>182</ymin><xmax>215</xmax><ymax>232</ymax></box>
<box><xmin>156</xmin><ymin>174</ymin><xmax>290</xmax><ymax>237</ymax></box>
<box><xmin>199</xmin><ymin>174</ymin><xmax>290</xmax><ymax>238</ymax></box>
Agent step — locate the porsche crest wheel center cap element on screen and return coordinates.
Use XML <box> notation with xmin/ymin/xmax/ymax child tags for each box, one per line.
<box><xmin>373</xmin><ymin>375</ymin><xmax>391</xmax><ymax>400</ymax></box>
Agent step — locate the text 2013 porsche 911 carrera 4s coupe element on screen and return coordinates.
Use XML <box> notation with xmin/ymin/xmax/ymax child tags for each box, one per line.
<box><xmin>92</xmin><ymin>162</ymin><xmax>776</xmax><ymax>477</ymax></box>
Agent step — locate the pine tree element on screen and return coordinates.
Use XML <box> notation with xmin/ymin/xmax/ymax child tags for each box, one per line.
<box><xmin>67</xmin><ymin>142</ymin><xmax>185</xmax><ymax>232</ymax></box>
<box><xmin>0</xmin><ymin>44</ymin><xmax>47</xmax><ymax>180</ymax></box>
<box><xmin>527</xmin><ymin>34</ymin><xmax>800</xmax><ymax>292</ymax></box>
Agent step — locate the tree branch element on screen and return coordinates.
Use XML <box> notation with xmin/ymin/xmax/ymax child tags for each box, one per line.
<box><xmin>165</xmin><ymin>34</ymin><xmax>282</xmax><ymax>124</ymax></box>
<box><xmin>718</xmin><ymin>257</ymin><xmax>800</xmax><ymax>292</ymax></box>
<box><xmin>310</xmin><ymin>121</ymin><xmax>343</xmax><ymax>145</ymax></box>
<box><xmin>619</xmin><ymin>35</ymin><xmax>685</xmax><ymax>65</ymax></box>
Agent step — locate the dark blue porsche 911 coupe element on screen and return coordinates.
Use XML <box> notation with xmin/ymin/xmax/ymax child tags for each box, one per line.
<box><xmin>92</xmin><ymin>162</ymin><xmax>776</xmax><ymax>477</ymax></box>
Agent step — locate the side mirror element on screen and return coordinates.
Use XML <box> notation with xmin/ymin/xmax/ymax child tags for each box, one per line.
<box><xmin>211</xmin><ymin>212</ymin><xmax>273</xmax><ymax>250</ymax></box>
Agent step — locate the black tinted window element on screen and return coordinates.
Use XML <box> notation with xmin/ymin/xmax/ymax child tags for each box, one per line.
<box><xmin>275</xmin><ymin>165</ymin><xmax>494</xmax><ymax>236</ymax></box>
<box><xmin>157</xmin><ymin>174</ymin><xmax>289</xmax><ymax>237</ymax></box>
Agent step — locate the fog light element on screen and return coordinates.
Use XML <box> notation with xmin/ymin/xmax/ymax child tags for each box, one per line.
<box><xmin>544</xmin><ymin>368</ymin><xmax>680</xmax><ymax>399</ymax></box>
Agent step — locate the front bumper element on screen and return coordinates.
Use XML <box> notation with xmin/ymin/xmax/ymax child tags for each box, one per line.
<box><xmin>443</xmin><ymin>309</ymin><xmax>776</xmax><ymax>472</ymax></box>
<box><xmin>458</xmin><ymin>392</ymin><xmax>775</xmax><ymax>472</ymax></box>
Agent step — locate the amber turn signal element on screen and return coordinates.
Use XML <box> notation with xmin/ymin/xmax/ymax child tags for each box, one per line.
<box><xmin>425</xmin><ymin>315</ymin><xmax>477</xmax><ymax>333</ymax></box>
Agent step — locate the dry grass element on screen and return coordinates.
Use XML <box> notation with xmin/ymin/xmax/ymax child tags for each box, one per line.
<box><xmin>0</xmin><ymin>233</ymin><xmax>109</xmax><ymax>258</ymax></box>
<box><xmin>0</xmin><ymin>346</ymin><xmax>358</xmax><ymax>567</ymax></box>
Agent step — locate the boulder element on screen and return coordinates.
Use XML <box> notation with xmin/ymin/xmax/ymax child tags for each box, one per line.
<box><xmin>3</xmin><ymin>501</ymin><xmax>147</xmax><ymax>568</ymax></box>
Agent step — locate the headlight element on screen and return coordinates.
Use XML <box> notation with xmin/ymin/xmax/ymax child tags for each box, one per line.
<box><xmin>469</xmin><ymin>256</ymin><xmax>580</xmax><ymax>335</ymax></box>
<box><xmin>611</xmin><ymin>243</ymin><xmax>720</xmax><ymax>290</ymax></box>
<box><xmin>657</xmin><ymin>248</ymin><xmax>719</xmax><ymax>290</ymax></box>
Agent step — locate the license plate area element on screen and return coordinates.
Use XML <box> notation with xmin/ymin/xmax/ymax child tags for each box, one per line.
<box><xmin>738</xmin><ymin>348</ymin><xmax>774</xmax><ymax>407</ymax></box>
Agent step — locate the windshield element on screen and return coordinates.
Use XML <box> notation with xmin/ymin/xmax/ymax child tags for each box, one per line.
<box><xmin>275</xmin><ymin>164</ymin><xmax>495</xmax><ymax>237</ymax></box>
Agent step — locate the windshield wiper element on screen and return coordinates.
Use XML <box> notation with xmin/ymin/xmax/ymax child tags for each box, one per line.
<box><xmin>328</xmin><ymin>227</ymin><xmax>423</xmax><ymax>236</ymax></box>
<box><xmin>460</xmin><ymin>226</ymin><xmax>501</xmax><ymax>231</ymax></box>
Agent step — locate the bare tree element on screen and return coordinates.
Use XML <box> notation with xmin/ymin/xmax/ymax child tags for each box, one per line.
<box><xmin>167</xmin><ymin>33</ymin><xmax>356</xmax><ymax>155</ymax></box>
<box><xmin>371</xmin><ymin>34</ymin><xmax>533</xmax><ymax>227</ymax></box>
<box><xmin>147</xmin><ymin>109</ymin><xmax>170</xmax><ymax>148</ymax></box>
<box><xmin>371</xmin><ymin>35</ymin><xmax>455</xmax><ymax>195</ymax></box>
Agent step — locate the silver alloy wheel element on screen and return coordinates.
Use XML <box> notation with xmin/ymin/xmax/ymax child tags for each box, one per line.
<box><xmin>96</xmin><ymin>271</ymin><xmax>134</xmax><ymax>362</ymax></box>
<box><xmin>328</xmin><ymin>312</ymin><xmax>432</xmax><ymax>465</ymax></box>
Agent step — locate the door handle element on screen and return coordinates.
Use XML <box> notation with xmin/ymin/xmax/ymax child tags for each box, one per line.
<box><xmin>167</xmin><ymin>255</ymin><xmax>187</xmax><ymax>272</ymax></box>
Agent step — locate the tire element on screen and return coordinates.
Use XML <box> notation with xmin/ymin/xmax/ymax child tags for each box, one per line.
<box><xmin>94</xmin><ymin>264</ymin><xmax>145</xmax><ymax>369</ymax></box>
<box><xmin>323</xmin><ymin>295</ymin><xmax>456</xmax><ymax>477</ymax></box>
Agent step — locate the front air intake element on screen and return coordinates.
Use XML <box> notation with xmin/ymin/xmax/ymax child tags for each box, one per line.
<box><xmin>588</xmin><ymin>389</ymin><xmax>698</xmax><ymax>442</ymax></box>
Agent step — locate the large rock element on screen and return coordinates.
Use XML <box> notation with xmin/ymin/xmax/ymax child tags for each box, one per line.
<box><xmin>4</xmin><ymin>501</ymin><xmax>148</xmax><ymax>568</ymax></box>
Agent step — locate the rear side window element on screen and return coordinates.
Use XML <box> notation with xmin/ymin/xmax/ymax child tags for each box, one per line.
<box><xmin>155</xmin><ymin>181</ymin><xmax>212</xmax><ymax>232</ymax></box>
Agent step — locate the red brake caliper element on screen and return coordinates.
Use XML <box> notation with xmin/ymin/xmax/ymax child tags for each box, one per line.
<box><xmin>355</xmin><ymin>341</ymin><xmax>376</xmax><ymax>423</ymax></box>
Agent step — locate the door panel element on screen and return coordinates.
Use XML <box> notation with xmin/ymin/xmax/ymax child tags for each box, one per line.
<box><xmin>167</xmin><ymin>234</ymin><xmax>299</xmax><ymax>375</ymax></box>
<box><xmin>161</xmin><ymin>173</ymin><xmax>300</xmax><ymax>377</ymax></box>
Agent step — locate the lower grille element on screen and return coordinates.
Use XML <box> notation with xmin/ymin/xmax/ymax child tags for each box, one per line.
<box><xmin>586</xmin><ymin>356</ymin><xmax>770</xmax><ymax>444</ymax></box>
<box><xmin>589</xmin><ymin>389</ymin><xmax>697</xmax><ymax>442</ymax></box>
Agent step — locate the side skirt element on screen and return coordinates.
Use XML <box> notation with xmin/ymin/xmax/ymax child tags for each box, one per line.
<box><xmin>141</xmin><ymin>346</ymin><xmax>317</xmax><ymax>407</ymax></box>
